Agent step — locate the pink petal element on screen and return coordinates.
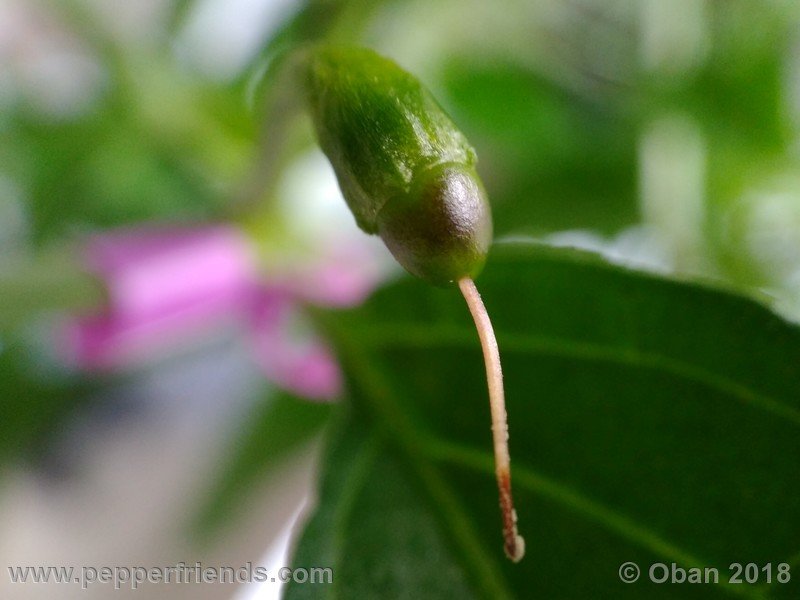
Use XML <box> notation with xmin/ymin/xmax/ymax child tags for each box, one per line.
<box><xmin>246</xmin><ymin>287</ymin><xmax>342</xmax><ymax>401</ymax></box>
<box><xmin>59</xmin><ymin>224</ymin><xmax>257</xmax><ymax>370</ymax></box>
<box><xmin>272</xmin><ymin>238</ymin><xmax>390</xmax><ymax>308</ymax></box>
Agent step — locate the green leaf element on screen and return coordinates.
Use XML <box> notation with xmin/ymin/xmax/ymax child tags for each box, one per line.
<box><xmin>0</xmin><ymin>339</ymin><xmax>101</xmax><ymax>465</ymax></box>
<box><xmin>441</xmin><ymin>60</ymin><xmax>639</xmax><ymax>235</ymax></box>
<box><xmin>288</xmin><ymin>241</ymin><xmax>800</xmax><ymax>599</ymax></box>
<box><xmin>191</xmin><ymin>390</ymin><xmax>332</xmax><ymax>537</ymax></box>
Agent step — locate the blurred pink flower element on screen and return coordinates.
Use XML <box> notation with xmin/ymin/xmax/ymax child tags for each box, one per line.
<box><xmin>61</xmin><ymin>226</ymin><xmax>254</xmax><ymax>370</ymax></box>
<box><xmin>59</xmin><ymin>224</ymin><xmax>385</xmax><ymax>401</ymax></box>
<box><xmin>246</xmin><ymin>288</ymin><xmax>343</xmax><ymax>401</ymax></box>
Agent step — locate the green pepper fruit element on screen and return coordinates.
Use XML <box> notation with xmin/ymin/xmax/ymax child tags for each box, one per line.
<box><xmin>304</xmin><ymin>46</ymin><xmax>492</xmax><ymax>285</ymax></box>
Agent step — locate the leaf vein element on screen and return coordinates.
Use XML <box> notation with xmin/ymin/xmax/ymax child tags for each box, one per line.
<box><xmin>424</xmin><ymin>436</ymin><xmax>764</xmax><ymax>600</ymax></box>
<box><xmin>354</xmin><ymin>326</ymin><xmax>800</xmax><ymax>426</ymax></box>
<box><xmin>334</xmin><ymin>325</ymin><xmax>516</xmax><ymax>599</ymax></box>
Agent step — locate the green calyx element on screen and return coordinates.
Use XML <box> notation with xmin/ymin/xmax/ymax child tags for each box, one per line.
<box><xmin>303</xmin><ymin>46</ymin><xmax>492</xmax><ymax>285</ymax></box>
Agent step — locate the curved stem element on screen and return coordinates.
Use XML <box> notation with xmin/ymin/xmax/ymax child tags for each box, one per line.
<box><xmin>458</xmin><ymin>277</ymin><xmax>525</xmax><ymax>562</ymax></box>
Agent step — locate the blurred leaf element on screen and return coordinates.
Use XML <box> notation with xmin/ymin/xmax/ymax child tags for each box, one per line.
<box><xmin>5</xmin><ymin>0</ymin><xmax>260</xmax><ymax>244</ymax></box>
<box><xmin>6</xmin><ymin>100</ymin><xmax>235</xmax><ymax>243</ymax></box>
<box><xmin>192</xmin><ymin>390</ymin><xmax>332</xmax><ymax>536</ymax></box>
<box><xmin>683</xmin><ymin>0</ymin><xmax>792</xmax><ymax>156</ymax></box>
<box><xmin>441</xmin><ymin>61</ymin><xmax>639</xmax><ymax>235</ymax></box>
<box><xmin>0</xmin><ymin>338</ymin><xmax>100</xmax><ymax>466</ymax></box>
<box><xmin>240</xmin><ymin>0</ymin><xmax>388</xmax><ymax>87</ymax></box>
<box><xmin>0</xmin><ymin>251</ymin><xmax>105</xmax><ymax>331</ymax></box>
<box><xmin>167</xmin><ymin>0</ymin><xmax>199</xmax><ymax>34</ymax></box>
<box><xmin>288</xmin><ymin>241</ymin><xmax>800</xmax><ymax>598</ymax></box>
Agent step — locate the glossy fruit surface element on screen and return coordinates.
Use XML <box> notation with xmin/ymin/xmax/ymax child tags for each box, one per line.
<box><xmin>305</xmin><ymin>46</ymin><xmax>492</xmax><ymax>284</ymax></box>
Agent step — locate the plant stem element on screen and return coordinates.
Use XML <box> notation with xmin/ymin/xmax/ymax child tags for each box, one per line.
<box><xmin>459</xmin><ymin>277</ymin><xmax>525</xmax><ymax>562</ymax></box>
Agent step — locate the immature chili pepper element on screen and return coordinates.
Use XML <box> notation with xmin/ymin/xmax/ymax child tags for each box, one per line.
<box><xmin>303</xmin><ymin>45</ymin><xmax>524</xmax><ymax>562</ymax></box>
<box><xmin>304</xmin><ymin>46</ymin><xmax>492</xmax><ymax>285</ymax></box>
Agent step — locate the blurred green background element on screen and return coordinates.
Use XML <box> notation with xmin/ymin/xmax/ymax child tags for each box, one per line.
<box><xmin>5</xmin><ymin>0</ymin><xmax>800</xmax><ymax>295</ymax></box>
